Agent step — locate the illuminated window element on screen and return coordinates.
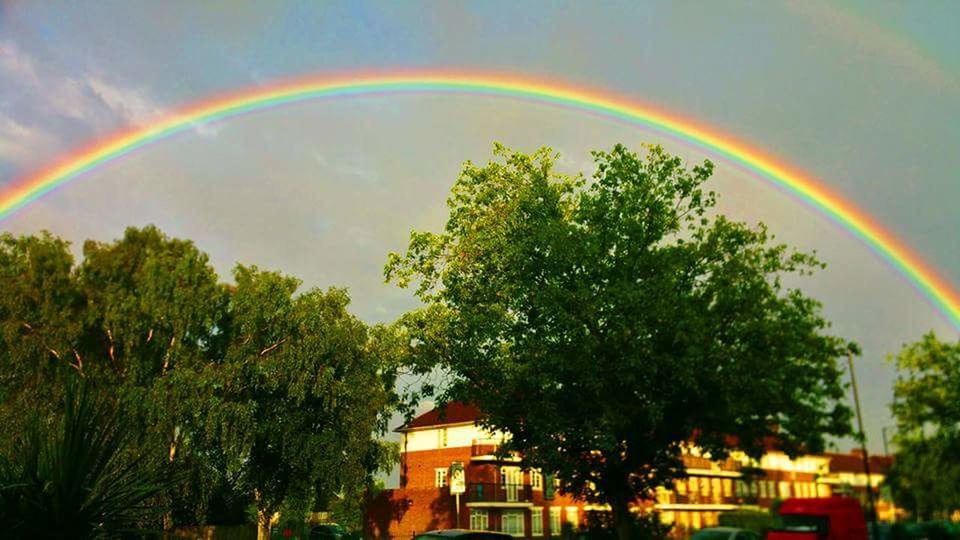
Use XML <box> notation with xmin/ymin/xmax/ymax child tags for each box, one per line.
<box><xmin>565</xmin><ymin>507</ymin><xmax>578</xmax><ymax>529</ymax></box>
<box><xmin>549</xmin><ymin>507</ymin><xmax>561</xmax><ymax>534</ymax></box>
<box><xmin>759</xmin><ymin>481</ymin><xmax>768</xmax><ymax>499</ymax></box>
<box><xmin>435</xmin><ymin>468</ymin><xmax>448</xmax><ymax>488</ymax></box>
<box><xmin>723</xmin><ymin>479</ymin><xmax>733</xmax><ymax>497</ymax></box>
<box><xmin>677</xmin><ymin>479</ymin><xmax>687</xmax><ymax>495</ymax></box>
<box><xmin>531</xmin><ymin>507</ymin><xmax>543</xmax><ymax>536</ymax></box>
<box><xmin>779</xmin><ymin>481</ymin><xmax>791</xmax><ymax>498</ymax></box>
<box><xmin>470</xmin><ymin>509</ymin><xmax>489</xmax><ymax>530</ymax></box>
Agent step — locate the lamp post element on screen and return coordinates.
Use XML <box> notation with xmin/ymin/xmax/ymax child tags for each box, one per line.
<box><xmin>881</xmin><ymin>426</ymin><xmax>894</xmax><ymax>456</ymax></box>
<box><xmin>847</xmin><ymin>351</ymin><xmax>879</xmax><ymax>539</ymax></box>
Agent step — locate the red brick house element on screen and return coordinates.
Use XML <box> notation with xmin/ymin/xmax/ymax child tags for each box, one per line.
<box><xmin>365</xmin><ymin>403</ymin><xmax>895</xmax><ymax>539</ymax></box>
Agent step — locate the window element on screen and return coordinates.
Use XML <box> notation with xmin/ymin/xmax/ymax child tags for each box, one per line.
<box><xmin>531</xmin><ymin>507</ymin><xmax>543</xmax><ymax>536</ymax></box>
<box><xmin>778</xmin><ymin>481</ymin><xmax>791</xmax><ymax>499</ymax></box>
<box><xmin>735</xmin><ymin>480</ymin><xmax>745</xmax><ymax>496</ymax></box>
<box><xmin>723</xmin><ymin>479</ymin><xmax>733</xmax><ymax>497</ymax></box>
<box><xmin>470</xmin><ymin>509</ymin><xmax>489</xmax><ymax>531</ymax></box>
<box><xmin>435</xmin><ymin>468</ymin><xmax>447</xmax><ymax>488</ymax></box>
<box><xmin>502</xmin><ymin>510</ymin><xmax>525</xmax><ymax>537</ymax></box>
<box><xmin>549</xmin><ymin>507</ymin><xmax>561</xmax><ymax>535</ymax></box>
<box><xmin>437</xmin><ymin>428</ymin><xmax>448</xmax><ymax>448</ymax></box>
<box><xmin>531</xmin><ymin>470</ymin><xmax>543</xmax><ymax>490</ymax></box>
<box><xmin>759</xmin><ymin>481</ymin><xmax>768</xmax><ymax>499</ymax></box>
<box><xmin>677</xmin><ymin>479</ymin><xmax>687</xmax><ymax>495</ymax></box>
<box><xmin>565</xmin><ymin>507</ymin><xmax>578</xmax><ymax>529</ymax></box>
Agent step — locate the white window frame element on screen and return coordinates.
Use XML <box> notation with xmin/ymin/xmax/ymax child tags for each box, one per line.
<box><xmin>437</xmin><ymin>428</ymin><xmax>448</xmax><ymax>448</ymax></box>
<box><xmin>470</xmin><ymin>509</ymin><xmax>489</xmax><ymax>531</ymax></box>
<box><xmin>435</xmin><ymin>468</ymin><xmax>448</xmax><ymax>488</ymax></box>
<box><xmin>531</xmin><ymin>507</ymin><xmax>543</xmax><ymax>536</ymax></box>
<box><xmin>549</xmin><ymin>507</ymin><xmax>561</xmax><ymax>535</ymax></box>
<box><xmin>501</xmin><ymin>509</ymin><xmax>525</xmax><ymax>537</ymax></box>
<box><xmin>531</xmin><ymin>470</ymin><xmax>543</xmax><ymax>490</ymax></box>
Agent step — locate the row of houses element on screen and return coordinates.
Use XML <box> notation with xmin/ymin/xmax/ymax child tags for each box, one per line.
<box><xmin>365</xmin><ymin>402</ymin><xmax>895</xmax><ymax>539</ymax></box>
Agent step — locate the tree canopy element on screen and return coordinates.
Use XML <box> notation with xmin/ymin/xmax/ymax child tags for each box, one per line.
<box><xmin>886</xmin><ymin>332</ymin><xmax>960</xmax><ymax>520</ymax></box>
<box><xmin>386</xmin><ymin>143</ymin><xmax>854</xmax><ymax>539</ymax></box>
<box><xmin>0</xmin><ymin>226</ymin><xmax>404</xmax><ymax>538</ymax></box>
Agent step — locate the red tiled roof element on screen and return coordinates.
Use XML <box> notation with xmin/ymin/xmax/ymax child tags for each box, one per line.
<box><xmin>824</xmin><ymin>452</ymin><xmax>894</xmax><ymax>474</ymax></box>
<box><xmin>399</xmin><ymin>402</ymin><xmax>481</xmax><ymax>431</ymax></box>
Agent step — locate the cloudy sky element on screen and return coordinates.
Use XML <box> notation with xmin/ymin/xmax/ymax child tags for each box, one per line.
<box><xmin>1</xmin><ymin>1</ymin><xmax>958</xmax><ymax>455</ymax></box>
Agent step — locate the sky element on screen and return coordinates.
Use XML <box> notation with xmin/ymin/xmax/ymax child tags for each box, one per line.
<box><xmin>1</xmin><ymin>0</ymin><xmax>958</xmax><ymax>458</ymax></box>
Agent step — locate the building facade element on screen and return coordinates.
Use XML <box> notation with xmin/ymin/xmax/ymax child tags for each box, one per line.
<box><xmin>365</xmin><ymin>403</ymin><xmax>893</xmax><ymax>539</ymax></box>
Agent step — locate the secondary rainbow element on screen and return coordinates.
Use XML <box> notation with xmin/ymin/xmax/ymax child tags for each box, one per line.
<box><xmin>2</xmin><ymin>71</ymin><xmax>958</xmax><ymax>329</ymax></box>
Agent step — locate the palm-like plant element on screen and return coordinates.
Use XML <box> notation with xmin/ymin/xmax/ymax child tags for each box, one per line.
<box><xmin>0</xmin><ymin>382</ymin><xmax>170</xmax><ymax>539</ymax></box>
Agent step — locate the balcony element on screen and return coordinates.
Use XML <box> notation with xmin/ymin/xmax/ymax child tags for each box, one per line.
<box><xmin>471</xmin><ymin>442</ymin><xmax>499</xmax><ymax>457</ymax></box>
<box><xmin>465</xmin><ymin>483</ymin><xmax>533</xmax><ymax>504</ymax></box>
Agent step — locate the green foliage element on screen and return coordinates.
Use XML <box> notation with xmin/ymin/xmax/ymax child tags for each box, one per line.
<box><xmin>718</xmin><ymin>510</ymin><xmax>777</xmax><ymax>535</ymax></box>
<box><xmin>0</xmin><ymin>382</ymin><xmax>170</xmax><ymax>539</ymax></box>
<box><xmin>0</xmin><ymin>226</ymin><xmax>404</xmax><ymax>532</ymax></box>
<box><xmin>581</xmin><ymin>511</ymin><xmax>672</xmax><ymax>540</ymax></box>
<box><xmin>386</xmin><ymin>143</ymin><xmax>854</xmax><ymax>538</ymax></box>
<box><xmin>887</xmin><ymin>332</ymin><xmax>960</xmax><ymax>520</ymax></box>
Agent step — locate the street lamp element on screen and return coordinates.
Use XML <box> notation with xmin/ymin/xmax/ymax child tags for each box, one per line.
<box><xmin>847</xmin><ymin>350</ymin><xmax>879</xmax><ymax>540</ymax></box>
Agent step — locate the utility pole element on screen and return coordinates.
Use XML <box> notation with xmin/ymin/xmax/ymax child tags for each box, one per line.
<box><xmin>848</xmin><ymin>351</ymin><xmax>879</xmax><ymax>539</ymax></box>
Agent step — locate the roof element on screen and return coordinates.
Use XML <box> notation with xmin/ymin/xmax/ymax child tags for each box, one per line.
<box><xmin>824</xmin><ymin>452</ymin><xmax>894</xmax><ymax>474</ymax></box>
<box><xmin>397</xmin><ymin>402</ymin><xmax>481</xmax><ymax>432</ymax></box>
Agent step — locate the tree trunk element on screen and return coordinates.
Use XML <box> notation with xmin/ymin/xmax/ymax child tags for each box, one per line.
<box><xmin>162</xmin><ymin>427</ymin><xmax>180</xmax><ymax>530</ymax></box>
<box><xmin>257</xmin><ymin>514</ymin><xmax>272</xmax><ymax>540</ymax></box>
<box><xmin>610</xmin><ymin>491</ymin><xmax>633</xmax><ymax>540</ymax></box>
<box><xmin>255</xmin><ymin>489</ymin><xmax>272</xmax><ymax>540</ymax></box>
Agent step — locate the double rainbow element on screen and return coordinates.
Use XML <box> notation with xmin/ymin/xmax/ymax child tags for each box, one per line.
<box><xmin>1</xmin><ymin>71</ymin><xmax>958</xmax><ymax>329</ymax></box>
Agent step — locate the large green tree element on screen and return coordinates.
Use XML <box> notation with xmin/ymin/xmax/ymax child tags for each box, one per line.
<box><xmin>387</xmin><ymin>144</ymin><xmax>854</xmax><ymax>539</ymax></box>
<box><xmin>0</xmin><ymin>234</ymin><xmax>80</xmax><ymax>449</ymax></box>
<box><xmin>205</xmin><ymin>266</ymin><xmax>400</xmax><ymax>540</ymax></box>
<box><xmin>0</xmin><ymin>226</ymin><xmax>402</xmax><ymax>534</ymax></box>
<box><xmin>887</xmin><ymin>332</ymin><xmax>960</xmax><ymax>520</ymax></box>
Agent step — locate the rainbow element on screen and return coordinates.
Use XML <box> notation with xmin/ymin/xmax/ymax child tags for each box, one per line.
<box><xmin>2</xmin><ymin>71</ymin><xmax>958</xmax><ymax>329</ymax></box>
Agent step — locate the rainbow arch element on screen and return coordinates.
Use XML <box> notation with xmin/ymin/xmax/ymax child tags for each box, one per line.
<box><xmin>1</xmin><ymin>71</ymin><xmax>958</xmax><ymax>329</ymax></box>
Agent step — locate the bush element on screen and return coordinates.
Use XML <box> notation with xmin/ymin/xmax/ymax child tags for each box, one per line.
<box><xmin>718</xmin><ymin>510</ymin><xmax>777</xmax><ymax>536</ymax></box>
<box><xmin>577</xmin><ymin>510</ymin><xmax>672</xmax><ymax>540</ymax></box>
<box><xmin>0</xmin><ymin>382</ymin><xmax>170</xmax><ymax>539</ymax></box>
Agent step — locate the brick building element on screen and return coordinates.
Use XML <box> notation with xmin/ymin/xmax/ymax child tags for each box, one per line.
<box><xmin>365</xmin><ymin>403</ymin><xmax>894</xmax><ymax>539</ymax></box>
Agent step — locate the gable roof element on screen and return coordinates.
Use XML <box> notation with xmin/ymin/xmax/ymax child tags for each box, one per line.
<box><xmin>398</xmin><ymin>402</ymin><xmax>482</xmax><ymax>432</ymax></box>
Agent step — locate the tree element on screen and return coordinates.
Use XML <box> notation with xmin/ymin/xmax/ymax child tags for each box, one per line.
<box><xmin>386</xmin><ymin>143</ymin><xmax>854</xmax><ymax>539</ymax></box>
<box><xmin>0</xmin><ymin>232</ymin><xmax>87</xmax><ymax>452</ymax></box>
<box><xmin>0</xmin><ymin>226</ymin><xmax>403</xmax><ymax>533</ymax></box>
<box><xmin>204</xmin><ymin>266</ymin><xmax>399</xmax><ymax>540</ymax></box>
<box><xmin>887</xmin><ymin>332</ymin><xmax>960</xmax><ymax>520</ymax></box>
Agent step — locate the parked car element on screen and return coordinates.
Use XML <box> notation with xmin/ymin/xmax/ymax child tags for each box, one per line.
<box><xmin>767</xmin><ymin>496</ymin><xmax>868</xmax><ymax>540</ymax></box>
<box><xmin>692</xmin><ymin>527</ymin><xmax>762</xmax><ymax>540</ymax></box>
<box><xmin>413</xmin><ymin>530</ymin><xmax>514</xmax><ymax>540</ymax></box>
<box><xmin>308</xmin><ymin>523</ymin><xmax>356</xmax><ymax>540</ymax></box>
